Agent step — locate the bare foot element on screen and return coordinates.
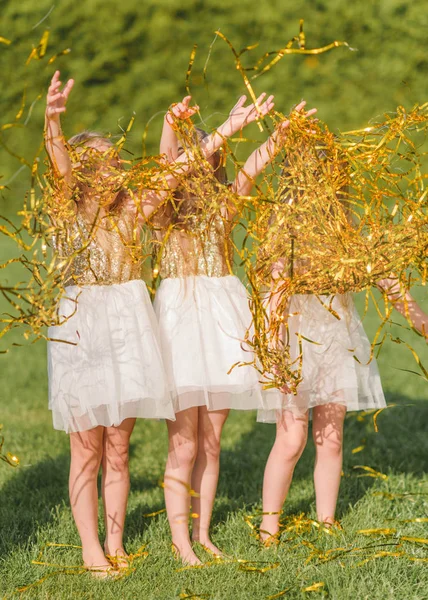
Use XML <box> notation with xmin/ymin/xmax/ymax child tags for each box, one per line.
<box><xmin>259</xmin><ymin>523</ymin><xmax>280</xmax><ymax>547</ymax></box>
<box><xmin>172</xmin><ymin>542</ymin><xmax>202</xmax><ymax>566</ymax></box>
<box><xmin>82</xmin><ymin>546</ymin><xmax>116</xmax><ymax>578</ymax></box>
<box><xmin>104</xmin><ymin>545</ymin><xmax>129</xmax><ymax>569</ymax></box>
<box><xmin>192</xmin><ymin>537</ymin><xmax>223</xmax><ymax>558</ymax></box>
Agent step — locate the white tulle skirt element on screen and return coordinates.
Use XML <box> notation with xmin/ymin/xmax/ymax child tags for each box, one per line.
<box><xmin>258</xmin><ymin>293</ymin><xmax>386</xmax><ymax>423</ymax></box>
<box><xmin>47</xmin><ymin>280</ymin><xmax>174</xmax><ymax>433</ymax></box>
<box><xmin>154</xmin><ymin>275</ymin><xmax>263</xmax><ymax>413</ymax></box>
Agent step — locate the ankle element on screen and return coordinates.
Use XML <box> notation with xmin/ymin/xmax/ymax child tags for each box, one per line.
<box><xmin>82</xmin><ymin>544</ymin><xmax>109</xmax><ymax>567</ymax></box>
<box><xmin>260</xmin><ymin>520</ymin><xmax>279</xmax><ymax>539</ymax></box>
<box><xmin>104</xmin><ymin>542</ymin><xmax>126</xmax><ymax>556</ymax></box>
<box><xmin>192</xmin><ymin>531</ymin><xmax>209</xmax><ymax>543</ymax></box>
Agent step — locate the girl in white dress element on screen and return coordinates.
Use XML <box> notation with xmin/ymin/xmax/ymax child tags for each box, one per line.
<box><xmin>44</xmin><ymin>72</ymin><xmax>215</xmax><ymax>574</ymax></box>
<box><xmin>155</xmin><ymin>97</ymin><xmax>315</xmax><ymax>563</ymax></box>
<box><xmin>257</xmin><ymin>141</ymin><xmax>428</xmax><ymax>543</ymax></box>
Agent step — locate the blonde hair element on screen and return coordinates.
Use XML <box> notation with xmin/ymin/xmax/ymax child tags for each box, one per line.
<box><xmin>67</xmin><ymin>131</ymin><xmax>126</xmax><ymax>212</ymax></box>
<box><xmin>169</xmin><ymin>127</ymin><xmax>227</xmax><ymax>228</ymax></box>
<box><xmin>68</xmin><ymin>130</ymin><xmax>113</xmax><ymax>149</ymax></box>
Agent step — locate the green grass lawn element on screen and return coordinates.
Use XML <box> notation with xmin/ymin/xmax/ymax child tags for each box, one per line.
<box><xmin>0</xmin><ymin>272</ymin><xmax>427</xmax><ymax>598</ymax></box>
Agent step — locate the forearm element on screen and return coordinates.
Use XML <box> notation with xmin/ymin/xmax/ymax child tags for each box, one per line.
<box><xmin>44</xmin><ymin>115</ymin><xmax>72</xmax><ymax>180</ymax></box>
<box><xmin>199</xmin><ymin>117</ymin><xmax>241</xmax><ymax>160</ymax></box>
<box><xmin>233</xmin><ymin>136</ymin><xmax>278</xmax><ymax>196</ymax></box>
<box><xmin>378</xmin><ymin>278</ymin><xmax>428</xmax><ymax>337</ymax></box>
<box><xmin>160</xmin><ymin>115</ymin><xmax>179</xmax><ymax>162</ymax></box>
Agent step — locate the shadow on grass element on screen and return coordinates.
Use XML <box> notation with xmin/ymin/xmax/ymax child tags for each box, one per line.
<box><xmin>0</xmin><ymin>453</ymin><xmax>70</xmax><ymax>556</ymax></box>
<box><xmin>213</xmin><ymin>394</ymin><xmax>428</xmax><ymax>527</ymax></box>
<box><xmin>0</xmin><ymin>440</ymin><xmax>164</xmax><ymax>559</ymax></box>
<box><xmin>1</xmin><ymin>395</ymin><xmax>426</xmax><ymax>560</ymax></box>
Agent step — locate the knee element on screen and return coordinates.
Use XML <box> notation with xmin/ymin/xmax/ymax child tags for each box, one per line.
<box><xmin>70</xmin><ymin>442</ymin><xmax>102</xmax><ymax>477</ymax></box>
<box><xmin>168</xmin><ymin>437</ymin><xmax>198</xmax><ymax>470</ymax></box>
<box><xmin>314</xmin><ymin>430</ymin><xmax>343</xmax><ymax>458</ymax></box>
<box><xmin>275</xmin><ymin>432</ymin><xmax>308</xmax><ymax>463</ymax></box>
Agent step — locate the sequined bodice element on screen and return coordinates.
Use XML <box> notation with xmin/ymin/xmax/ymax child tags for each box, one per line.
<box><xmin>54</xmin><ymin>209</ymin><xmax>142</xmax><ymax>287</ymax></box>
<box><xmin>159</xmin><ymin>214</ymin><xmax>233</xmax><ymax>279</ymax></box>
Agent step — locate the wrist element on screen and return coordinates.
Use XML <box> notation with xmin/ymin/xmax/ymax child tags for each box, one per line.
<box><xmin>45</xmin><ymin>111</ymin><xmax>61</xmax><ymax>124</ymax></box>
<box><xmin>217</xmin><ymin>120</ymin><xmax>233</xmax><ymax>140</ymax></box>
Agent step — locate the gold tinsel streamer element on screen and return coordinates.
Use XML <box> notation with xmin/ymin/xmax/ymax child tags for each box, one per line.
<box><xmin>242</xmin><ymin>105</ymin><xmax>428</xmax><ymax>389</ymax></box>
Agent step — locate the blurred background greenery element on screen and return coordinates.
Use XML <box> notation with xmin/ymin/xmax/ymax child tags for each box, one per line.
<box><xmin>1</xmin><ymin>0</ymin><xmax>428</xmax><ymax>200</ymax></box>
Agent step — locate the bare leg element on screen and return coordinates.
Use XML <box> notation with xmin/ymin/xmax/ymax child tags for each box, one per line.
<box><xmin>191</xmin><ymin>407</ymin><xmax>229</xmax><ymax>555</ymax></box>
<box><xmin>69</xmin><ymin>427</ymin><xmax>110</xmax><ymax>570</ymax></box>
<box><xmin>164</xmin><ymin>408</ymin><xmax>200</xmax><ymax>565</ymax></box>
<box><xmin>101</xmin><ymin>418</ymin><xmax>136</xmax><ymax>563</ymax></box>
<box><xmin>260</xmin><ymin>410</ymin><xmax>309</xmax><ymax>541</ymax></box>
<box><xmin>312</xmin><ymin>403</ymin><xmax>346</xmax><ymax>525</ymax></box>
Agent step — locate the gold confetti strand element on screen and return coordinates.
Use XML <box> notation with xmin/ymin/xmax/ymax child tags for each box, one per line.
<box><xmin>397</xmin><ymin>518</ymin><xmax>428</xmax><ymax>524</ymax></box>
<box><xmin>373</xmin><ymin>491</ymin><xmax>428</xmax><ymax>501</ymax></box>
<box><xmin>251</xmin><ymin>20</ymin><xmax>351</xmax><ymax>80</ymax></box>
<box><xmin>372</xmin><ymin>404</ymin><xmax>398</xmax><ymax>433</ymax></box>
<box><xmin>15</xmin><ymin>86</ymin><xmax>27</xmax><ymax>121</ymax></box>
<box><xmin>393</xmin><ymin>338</ymin><xmax>428</xmax><ymax>380</ymax></box>
<box><xmin>142</xmin><ymin>508</ymin><xmax>166</xmax><ymax>518</ymax></box>
<box><xmin>159</xmin><ymin>476</ymin><xmax>200</xmax><ymax>498</ymax></box>
<box><xmin>400</xmin><ymin>536</ymin><xmax>428</xmax><ymax>545</ymax></box>
<box><xmin>0</xmin><ymin>425</ymin><xmax>19</xmax><ymax>468</ymax></box>
<box><xmin>353</xmin><ymin>465</ymin><xmax>388</xmax><ymax>480</ymax></box>
<box><xmin>202</xmin><ymin>32</ymin><xmax>220</xmax><ymax>87</ymax></box>
<box><xmin>351</xmin><ymin>439</ymin><xmax>366</xmax><ymax>454</ymax></box>
<box><xmin>179</xmin><ymin>592</ymin><xmax>211</xmax><ymax>600</ymax></box>
<box><xmin>301</xmin><ymin>582</ymin><xmax>325</xmax><ymax>593</ymax></box>
<box><xmin>237</xmin><ymin>559</ymin><xmax>280</xmax><ymax>573</ymax></box>
<box><xmin>354</xmin><ymin>550</ymin><xmax>406</xmax><ymax>567</ymax></box>
<box><xmin>26</xmin><ymin>29</ymin><xmax>50</xmax><ymax>65</ymax></box>
<box><xmin>357</xmin><ymin>528</ymin><xmax>397</xmax><ymax>536</ymax></box>
<box><xmin>214</xmin><ymin>31</ymin><xmax>265</xmax><ymax>132</ymax></box>
<box><xmin>266</xmin><ymin>588</ymin><xmax>293</xmax><ymax>599</ymax></box>
<box><xmin>47</xmin><ymin>47</ymin><xmax>71</xmax><ymax>65</ymax></box>
<box><xmin>115</xmin><ymin>114</ymin><xmax>136</xmax><ymax>154</ymax></box>
<box><xmin>185</xmin><ymin>43</ymin><xmax>198</xmax><ymax>97</ymax></box>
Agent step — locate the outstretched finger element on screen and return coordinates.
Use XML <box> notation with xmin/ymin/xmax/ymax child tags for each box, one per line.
<box><xmin>62</xmin><ymin>79</ymin><xmax>74</xmax><ymax>100</ymax></box>
<box><xmin>254</xmin><ymin>92</ymin><xmax>267</xmax><ymax>107</ymax></box>
<box><xmin>260</xmin><ymin>94</ymin><xmax>275</xmax><ymax>115</ymax></box>
<box><xmin>181</xmin><ymin>95</ymin><xmax>192</xmax><ymax>107</ymax></box>
<box><xmin>50</xmin><ymin>70</ymin><xmax>61</xmax><ymax>86</ymax></box>
<box><xmin>232</xmin><ymin>95</ymin><xmax>247</xmax><ymax>111</ymax></box>
<box><xmin>48</xmin><ymin>78</ymin><xmax>62</xmax><ymax>93</ymax></box>
<box><xmin>304</xmin><ymin>108</ymin><xmax>317</xmax><ymax>118</ymax></box>
<box><xmin>293</xmin><ymin>100</ymin><xmax>307</xmax><ymax>113</ymax></box>
<box><xmin>278</xmin><ymin>119</ymin><xmax>290</xmax><ymax>130</ymax></box>
<box><xmin>47</xmin><ymin>92</ymin><xmax>63</xmax><ymax>104</ymax></box>
<box><xmin>172</xmin><ymin>103</ymin><xmax>184</xmax><ymax>116</ymax></box>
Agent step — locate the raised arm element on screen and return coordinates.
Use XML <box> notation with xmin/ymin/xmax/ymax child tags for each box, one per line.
<box><xmin>139</xmin><ymin>93</ymin><xmax>276</xmax><ymax>221</ymax></box>
<box><xmin>199</xmin><ymin>93</ymin><xmax>275</xmax><ymax>159</ymax></box>
<box><xmin>231</xmin><ymin>101</ymin><xmax>317</xmax><ymax>198</ymax></box>
<box><xmin>44</xmin><ymin>71</ymin><xmax>74</xmax><ymax>184</ymax></box>
<box><xmin>377</xmin><ymin>277</ymin><xmax>428</xmax><ymax>339</ymax></box>
<box><xmin>160</xmin><ymin>96</ymin><xmax>199</xmax><ymax>162</ymax></box>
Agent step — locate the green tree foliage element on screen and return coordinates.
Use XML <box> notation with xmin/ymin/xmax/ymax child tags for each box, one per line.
<box><xmin>1</xmin><ymin>0</ymin><xmax>427</xmax><ymax>195</ymax></box>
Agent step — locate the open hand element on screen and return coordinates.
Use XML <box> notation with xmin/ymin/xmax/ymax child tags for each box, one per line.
<box><xmin>166</xmin><ymin>96</ymin><xmax>199</xmax><ymax>127</ymax></box>
<box><xmin>227</xmin><ymin>93</ymin><xmax>275</xmax><ymax>134</ymax></box>
<box><xmin>273</xmin><ymin>100</ymin><xmax>318</xmax><ymax>142</ymax></box>
<box><xmin>46</xmin><ymin>70</ymin><xmax>74</xmax><ymax>119</ymax></box>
